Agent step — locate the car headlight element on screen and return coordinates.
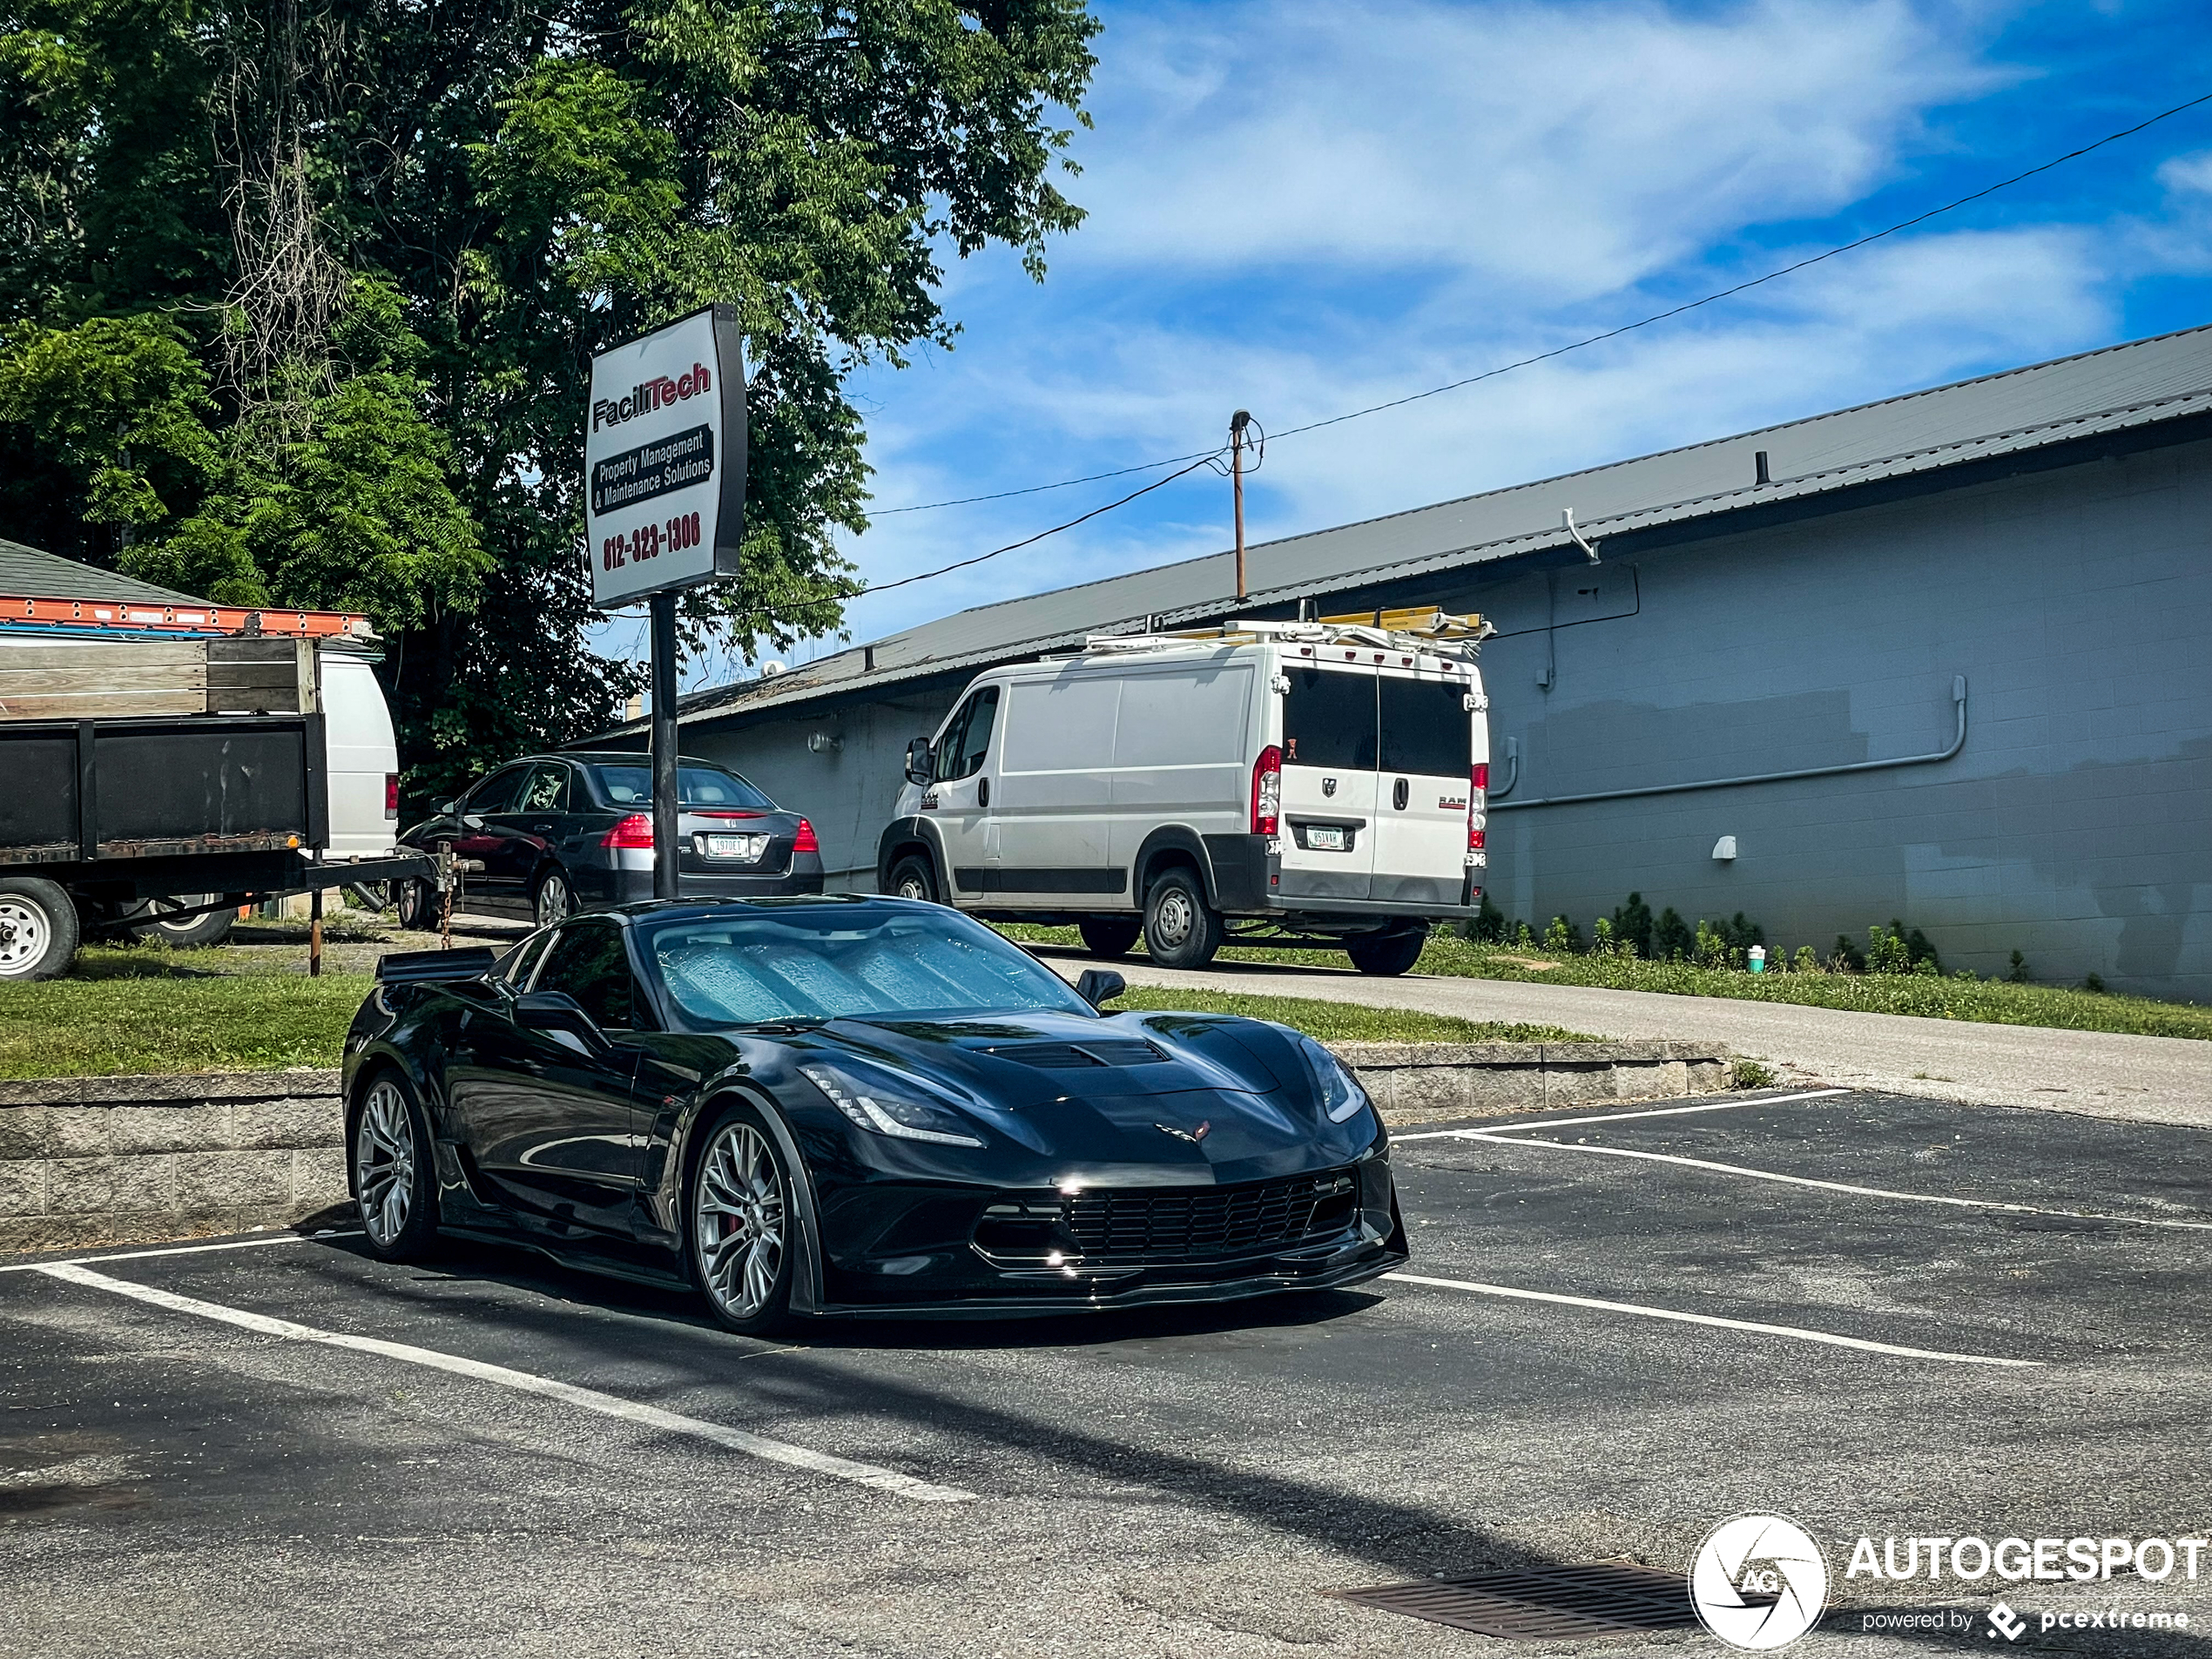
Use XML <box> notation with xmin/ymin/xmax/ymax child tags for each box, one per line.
<box><xmin>799</xmin><ymin>1062</ymin><xmax>985</xmax><ymax>1148</ymax></box>
<box><xmin>1295</xmin><ymin>1035</ymin><xmax>1371</xmax><ymax>1123</ymax></box>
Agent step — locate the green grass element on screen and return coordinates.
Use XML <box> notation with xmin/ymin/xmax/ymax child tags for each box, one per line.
<box><xmin>0</xmin><ymin>956</ymin><xmax>372</xmax><ymax>1080</ymax></box>
<box><xmin>999</xmin><ymin>922</ymin><xmax>2212</xmax><ymax>1042</ymax></box>
<box><xmin>1110</xmin><ymin>987</ymin><xmax>1588</xmax><ymax>1044</ymax></box>
<box><xmin>0</xmin><ymin>944</ymin><xmax>1588</xmax><ymax>1081</ymax></box>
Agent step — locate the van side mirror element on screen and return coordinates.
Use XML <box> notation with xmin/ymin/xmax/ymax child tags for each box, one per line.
<box><xmin>516</xmin><ymin>989</ymin><xmax>610</xmax><ymax>1054</ymax></box>
<box><xmin>1076</xmin><ymin>968</ymin><xmax>1126</xmax><ymax>1008</ymax></box>
<box><xmin>904</xmin><ymin>738</ymin><xmax>934</xmax><ymax>786</ymax></box>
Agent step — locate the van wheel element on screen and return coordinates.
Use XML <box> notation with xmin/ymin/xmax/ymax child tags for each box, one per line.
<box><xmin>1346</xmin><ymin>927</ymin><xmax>1426</xmax><ymax>976</ymax></box>
<box><xmin>125</xmin><ymin>894</ymin><xmax>235</xmax><ymax>948</ymax></box>
<box><xmin>0</xmin><ymin>879</ymin><xmax>79</xmax><ymax>981</ymax></box>
<box><xmin>1078</xmin><ymin>917</ymin><xmax>1142</xmax><ymax>959</ymax></box>
<box><xmin>888</xmin><ymin>854</ymin><xmax>940</xmax><ymax>905</ymax></box>
<box><xmin>1143</xmin><ymin>868</ymin><xmax>1221</xmax><ymax>969</ymax></box>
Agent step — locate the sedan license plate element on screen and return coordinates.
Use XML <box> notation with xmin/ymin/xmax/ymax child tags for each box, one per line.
<box><xmin>1306</xmin><ymin>825</ymin><xmax>1347</xmax><ymax>851</ymax></box>
<box><xmin>701</xmin><ymin>832</ymin><xmax>768</xmax><ymax>862</ymax></box>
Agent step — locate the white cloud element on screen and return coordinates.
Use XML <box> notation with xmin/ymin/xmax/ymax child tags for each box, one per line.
<box><xmin>1071</xmin><ymin>0</ymin><xmax>2014</xmax><ymax>297</ymax></box>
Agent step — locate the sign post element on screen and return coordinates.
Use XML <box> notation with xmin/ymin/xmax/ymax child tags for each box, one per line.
<box><xmin>584</xmin><ymin>305</ymin><xmax>746</xmax><ymax>900</ymax></box>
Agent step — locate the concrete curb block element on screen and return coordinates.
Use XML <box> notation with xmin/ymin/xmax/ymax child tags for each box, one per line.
<box><xmin>1332</xmin><ymin>1041</ymin><xmax>1732</xmax><ymax>1124</ymax></box>
<box><xmin>0</xmin><ymin>1042</ymin><xmax>1735</xmax><ymax>1250</ymax></box>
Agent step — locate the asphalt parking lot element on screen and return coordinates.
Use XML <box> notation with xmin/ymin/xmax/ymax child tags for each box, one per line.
<box><xmin>3</xmin><ymin>1088</ymin><xmax>2208</xmax><ymax>1659</ymax></box>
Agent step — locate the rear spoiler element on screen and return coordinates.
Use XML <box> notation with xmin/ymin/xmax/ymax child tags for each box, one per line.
<box><xmin>375</xmin><ymin>946</ymin><xmax>496</xmax><ymax>985</ymax></box>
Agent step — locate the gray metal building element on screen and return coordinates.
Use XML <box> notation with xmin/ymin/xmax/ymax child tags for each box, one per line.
<box><xmin>637</xmin><ymin>325</ymin><xmax>2212</xmax><ymax>1001</ymax></box>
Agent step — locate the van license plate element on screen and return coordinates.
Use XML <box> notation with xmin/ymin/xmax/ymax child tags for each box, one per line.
<box><xmin>1307</xmin><ymin>826</ymin><xmax>1347</xmax><ymax>851</ymax></box>
<box><xmin>701</xmin><ymin>833</ymin><xmax>768</xmax><ymax>861</ymax></box>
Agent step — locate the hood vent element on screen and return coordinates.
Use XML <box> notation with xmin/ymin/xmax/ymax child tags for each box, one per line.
<box><xmin>981</xmin><ymin>1039</ymin><xmax>1168</xmax><ymax>1069</ymax></box>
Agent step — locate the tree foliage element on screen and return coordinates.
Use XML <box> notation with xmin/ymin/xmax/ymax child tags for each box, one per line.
<box><xmin>0</xmin><ymin>0</ymin><xmax>1099</xmax><ymax>799</ymax></box>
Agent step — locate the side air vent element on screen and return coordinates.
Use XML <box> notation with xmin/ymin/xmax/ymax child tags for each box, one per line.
<box><xmin>982</xmin><ymin>1039</ymin><xmax>1169</xmax><ymax>1069</ymax></box>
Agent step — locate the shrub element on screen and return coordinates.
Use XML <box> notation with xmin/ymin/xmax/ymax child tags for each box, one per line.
<box><xmin>1467</xmin><ymin>892</ymin><xmax>1509</xmax><ymax>944</ymax></box>
<box><xmin>2083</xmin><ymin>972</ymin><xmax>2106</xmax><ymax>994</ymax></box>
<box><xmin>1692</xmin><ymin>919</ymin><xmax>1735</xmax><ymax>968</ymax></box>
<box><xmin>1591</xmin><ymin>916</ymin><xmax>1615</xmax><ymax>954</ymax></box>
<box><xmin>1793</xmin><ymin>945</ymin><xmax>1818</xmax><ymax>973</ymax></box>
<box><xmin>1542</xmin><ymin>915</ymin><xmax>1584</xmax><ymax>954</ymax></box>
<box><xmin>1514</xmin><ymin>921</ymin><xmax>1534</xmax><ymax>949</ymax></box>
<box><xmin>1730</xmin><ymin>1057</ymin><xmax>1777</xmax><ymax>1089</ymax></box>
<box><xmin>1652</xmin><ymin>907</ymin><xmax>1693</xmax><ymax>961</ymax></box>
<box><xmin>1867</xmin><ymin>919</ymin><xmax>1941</xmax><ymax>975</ymax></box>
<box><xmin>1611</xmin><ymin>892</ymin><xmax>1655</xmax><ymax>959</ymax></box>
<box><xmin>2009</xmin><ymin>950</ymin><xmax>2030</xmax><ymax>983</ymax></box>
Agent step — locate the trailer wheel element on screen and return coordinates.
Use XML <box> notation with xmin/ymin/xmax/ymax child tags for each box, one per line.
<box><xmin>0</xmin><ymin>879</ymin><xmax>80</xmax><ymax>981</ymax></box>
<box><xmin>125</xmin><ymin>894</ymin><xmax>236</xmax><ymax>948</ymax></box>
<box><xmin>394</xmin><ymin>879</ymin><xmax>435</xmax><ymax>932</ymax></box>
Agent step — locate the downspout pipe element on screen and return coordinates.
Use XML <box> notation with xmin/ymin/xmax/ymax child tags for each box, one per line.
<box><xmin>1489</xmin><ymin>676</ymin><xmax>1966</xmax><ymax>813</ymax></box>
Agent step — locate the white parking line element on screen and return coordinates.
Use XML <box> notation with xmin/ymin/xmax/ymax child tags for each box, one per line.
<box><xmin>1444</xmin><ymin>1131</ymin><xmax>2212</xmax><ymax>1232</ymax></box>
<box><xmin>1392</xmin><ymin>1089</ymin><xmax>1850</xmax><ymax>1143</ymax></box>
<box><xmin>1385</xmin><ymin>1272</ymin><xmax>2041</xmax><ymax>1366</ymax></box>
<box><xmin>36</xmin><ymin>1262</ymin><xmax>976</xmax><ymax>1504</ymax></box>
<box><xmin>0</xmin><ymin>1231</ymin><xmax>348</xmax><ymax>1274</ymax></box>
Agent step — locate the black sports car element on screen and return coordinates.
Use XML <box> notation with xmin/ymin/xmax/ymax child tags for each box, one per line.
<box><xmin>342</xmin><ymin>896</ymin><xmax>1406</xmax><ymax>1332</ymax></box>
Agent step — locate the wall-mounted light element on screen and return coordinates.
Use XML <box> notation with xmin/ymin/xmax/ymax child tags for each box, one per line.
<box><xmin>1712</xmin><ymin>835</ymin><xmax>1738</xmax><ymax>862</ymax></box>
<box><xmin>807</xmin><ymin>732</ymin><xmax>841</xmax><ymax>755</ymax></box>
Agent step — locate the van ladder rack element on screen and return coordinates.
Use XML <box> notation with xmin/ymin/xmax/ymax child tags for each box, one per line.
<box><xmin>1077</xmin><ymin>606</ymin><xmax>1490</xmax><ymax>659</ymax></box>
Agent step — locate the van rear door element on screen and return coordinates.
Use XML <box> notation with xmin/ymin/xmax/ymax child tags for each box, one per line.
<box><xmin>1278</xmin><ymin>662</ymin><xmax>1379</xmax><ymax>900</ymax></box>
<box><xmin>1372</xmin><ymin>661</ymin><xmax>1475</xmax><ymax>907</ymax></box>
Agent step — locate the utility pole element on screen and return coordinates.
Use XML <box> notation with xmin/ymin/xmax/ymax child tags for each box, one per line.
<box><xmin>1230</xmin><ymin>409</ymin><xmax>1251</xmax><ymax>600</ymax></box>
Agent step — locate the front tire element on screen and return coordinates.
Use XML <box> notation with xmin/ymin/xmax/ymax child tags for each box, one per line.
<box><xmin>689</xmin><ymin>1103</ymin><xmax>798</xmax><ymax>1336</ymax></box>
<box><xmin>352</xmin><ymin>1073</ymin><xmax>440</xmax><ymax>1261</ymax></box>
<box><xmin>887</xmin><ymin>853</ymin><xmax>939</xmax><ymax>906</ymax></box>
<box><xmin>0</xmin><ymin>879</ymin><xmax>79</xmax><ymax>981</ymax></box>
<box><xmin>1077</xmin><ymin>916</ymin><xmax>1141</xmax><ymax>959</ymax></box>
<box><xmin>1347</xmin><ymin>927</ymin><xmax>1426</xmax><ymax>976</ymax></box>
<box><xmin>1143</xmin><ymin>867</ymin><xmax>1222</xmax><ymax>970</ymax></box>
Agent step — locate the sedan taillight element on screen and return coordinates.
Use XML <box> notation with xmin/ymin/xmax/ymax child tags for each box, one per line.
<box><xmin>792</xmin><ymin>819</ymin><xmax>820</xmax><ymax>854</ymax></box>
<box><xmin>600</xmin><ymin>813</ymin><xmax>655</xmax><ymax>849</ymax></box>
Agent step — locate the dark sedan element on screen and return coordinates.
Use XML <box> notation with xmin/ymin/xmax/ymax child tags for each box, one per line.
<box><xmin>393</xmin><ymin>751</ymin><xmax>824</xmax><ymax>929</ymax></box>
<box><xmin>342</xmin><ymin>897</ymin><xmax>1406</xmax><ymax>1332</ymax></box>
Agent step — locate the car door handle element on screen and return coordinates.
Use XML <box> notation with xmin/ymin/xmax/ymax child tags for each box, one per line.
<box><xmin>529</xmin><ymin>823</ymin><xmax>553</xmax><ymax>833</ymax></box>
<box><xmin>978</xmin><ymin>776</ymin><xmax>991</xmax><ymax>808</ymax></box>
<box><xmin>1393</xmin><ymin>778</ymin><xmax>1409</xmax><ymax>810</ymax></box>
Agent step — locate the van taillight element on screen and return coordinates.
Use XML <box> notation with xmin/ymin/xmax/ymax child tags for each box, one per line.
<box><xmin>1469</xmin><ymin>763</ymin><xmax>1487</xmax><ymax>850</ymax></box>
<box><xmin>792</xmin><ymin>819</ymin><xmax>820</xmax><ymax>854</ymax></box>
<box><xmin>1471</xmin><ymin>763</ymin><xmax>1488</xmax><ymax>792</ymax></box>
<box><xmin>1251</xmin><ymin>745</ymin><xmax>1281</xmax><ymax>836</ymax></box>
<box><xmin>601</xmin><ymin>813</ymin><xmax>655</xmax><ymax>849</ymax></box>
<box><xmin>384</xmin><ymin>772</ymin><xmax>399</xmax><ymax>819</ymax></box>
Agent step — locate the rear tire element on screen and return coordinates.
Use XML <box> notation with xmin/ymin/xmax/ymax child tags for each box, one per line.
<box><xmin>887</xmin><ymin>853</ymin><xmax>939</xmax><ymax>906</ymax></box>
<box><xmin>0</xmin><ymin>879</ymin><xmax>79</xmax><ymax>981</ymax></box>
<box><xmin>689</xmin><ymin>1102</ymin><xmax>798</xmax><ymax>1337</ymax></box>
<box><xmin>1143</xmin><ymin>867</ymin><xmax>1222</xmax><ymax>970</ymax></box>
<box><xmin>1077</xmin><ymin>916</ymin><xmax>1141</xmax><ymax>959</ymax></box>
<box><xmin>532</xmin><ymin>867</ymin><xmax>575</xmax><ymax>927</ymax></box>
<box><xmin>352</xmin><ymin>1072</ymin><xmax>441</xmax><ymax>1261</ymax></box>
<box><xmin>1346</xmin><ymin>927</ymin><xmax>1426</xmax><ymax>976</ymax></box>
<box><xmin>125</xmin><ymin>894</ymin><xmax>236</xmax><ymax>948</ymax></box>
<box><xmin>394</xmin><ymin>878</ymin><xmax>435</xmax><ymax>932</ymax></box>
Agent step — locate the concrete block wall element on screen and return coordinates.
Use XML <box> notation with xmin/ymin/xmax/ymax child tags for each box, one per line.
<box><xmin>0</xmin><ymin>1070</ymin><xmax>345</xmax><ymax>1251</ymax></box>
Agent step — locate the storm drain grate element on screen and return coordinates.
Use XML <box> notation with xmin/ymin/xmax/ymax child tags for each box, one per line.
<box><xmin>1326</xmin><ymin>1561</ymin><xmax>1746</xmax><ymax>1641</ymax></box>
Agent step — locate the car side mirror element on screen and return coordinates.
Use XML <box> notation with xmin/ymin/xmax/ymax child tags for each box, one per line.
<box><xmin>461</xmin><ymin>813</ymin><xmax>485</xmax><ymax>830</ymax></box>
<box><xmin>904</xmin><ymin>738</ymin><xmax>935</xmax><ymax>787</ymax></box>
<box><xmin>516</xmin><ymin>989</ymin><xmax>610</xmax><ymax>1053</ymax></box>
<box><xmin>1076</xmin><ymin>968</ymin><xmax>1126</xmax><ymax>1008</ymax></box>
<box><xmin>437</xmin><ymin>799</ymin><xmax>460</xmax><ymax>816</ymax></box>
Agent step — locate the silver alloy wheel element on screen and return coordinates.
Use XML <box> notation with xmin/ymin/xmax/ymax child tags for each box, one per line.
<box><xmin>536</xmin><ymin>872</ymin><xmax>572</xmax><ymax>927</ymax></box>
<box><xmin>694</xmin><ymin>1122</ymin><xmax>786</xmax><ymax>1320</ymax></box>
<box><xmin>356</xmin><ymin>1080</ymin><xmax>416</xmax><ymax>1245</ymax></box>
<box><xmin>0</xmin><ymin>896</ymin><xmax>51</xmax><ymax>977</ymax></box>
<box><xmin>1150</xmin><ymin>885</ymin><xmax>1194</xmax><ymax>949</ymax></box>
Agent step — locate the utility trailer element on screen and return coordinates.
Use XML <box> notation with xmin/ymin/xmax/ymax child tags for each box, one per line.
<box><xmin>0</xmin><ymin>601</ymin><xmax>429</xmax><ymax>980</ymax></box>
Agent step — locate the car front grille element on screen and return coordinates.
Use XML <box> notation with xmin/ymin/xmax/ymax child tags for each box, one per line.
<box><xmin>1057</xmin><ymin>1169</ymin><xmax>1358</xmax><ymax>1263</ymax></box>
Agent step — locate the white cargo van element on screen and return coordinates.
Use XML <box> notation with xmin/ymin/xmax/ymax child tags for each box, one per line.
<box><xmin>876</xmin><ymin>611</ymin><xmax>1491</xmax><ymax>974</ymax></box>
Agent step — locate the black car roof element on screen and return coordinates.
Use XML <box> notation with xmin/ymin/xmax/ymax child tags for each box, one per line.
<box><xmin>599</xmin><ymin>894</ymin><xmax>882</xmax><ymax>923</ymax></box>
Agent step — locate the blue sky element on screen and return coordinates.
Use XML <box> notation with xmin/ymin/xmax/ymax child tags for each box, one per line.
<box><xmin>601</xmin><ymin>0</ymin><xmax>2212</xmax><ymax>691</ymax></box>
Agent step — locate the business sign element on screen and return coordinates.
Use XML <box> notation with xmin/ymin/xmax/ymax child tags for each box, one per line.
<box><xmin>584</xmin><ymin>304</ymin><xmax>747</xmax><ymax>607</ymax></box>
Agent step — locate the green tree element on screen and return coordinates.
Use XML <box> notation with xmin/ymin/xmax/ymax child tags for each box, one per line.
<box><xmin>0</xmin><ymin>0</ymin><xmax>1101</xmax><ymax>801</ymax></box>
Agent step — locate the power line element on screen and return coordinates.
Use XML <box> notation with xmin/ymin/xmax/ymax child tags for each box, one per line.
<box><xmin>871</xmin><ymin>86</ymin><xmax>2212</xmax><ymax>509</ymax></box>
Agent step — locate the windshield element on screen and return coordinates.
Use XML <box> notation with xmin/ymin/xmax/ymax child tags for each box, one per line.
<box><xmin>642</xmin><ymin>905</ymin><xmax>1092</xmax><ymax>1027</ymax></box>
<box><xmin>590</xmin><ymin>763</ymin><xmax>772</xmax><ymax>809</ymax></box>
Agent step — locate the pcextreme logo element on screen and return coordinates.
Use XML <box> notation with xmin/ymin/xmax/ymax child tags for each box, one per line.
<box><xmin>1690</xmin><ymin>1514</ymin><xmax>1831</xmax><ymax>1650</ymax></box>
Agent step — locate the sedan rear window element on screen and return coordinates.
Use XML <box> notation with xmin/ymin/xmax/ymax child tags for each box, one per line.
<box><xmin>642</xmin><ymin>907</ymin><xmax>1090</xmax><ymax>1027</ymax></box>
<box><xmin>590</xmin><ymin>763</ymin><xmax>772</xmax><ymax>809</ymax></box>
